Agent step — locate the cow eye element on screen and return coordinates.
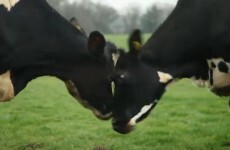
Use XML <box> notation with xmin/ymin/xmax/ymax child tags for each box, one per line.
<box><xmin>120</xmin><ymin>74</ymin><xmax>125</xmax><ymax>79</ymax></box>
<box><xmin>111</xmin><ymin>73</ymin><xmax>126</xmax><ymax>85</ymax></box>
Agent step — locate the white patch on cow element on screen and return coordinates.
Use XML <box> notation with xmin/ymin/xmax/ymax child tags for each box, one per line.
<box><xmin>157</xmin><ymin>71</ymin><xmax>173</xmax><ymax>83</ymax></box>
<box><xmin>112</xmin><ymin>52</ymin><xmax>120</xmax><ymax>66</ymax></box>
<box><xmin>0</xmin><ymin>0</ymin><xmax>20</xmax><ymax>11</ymax></box>
<box><xmin>111</xmin><ymin>81</ymin><xmax>115</xmax><ymax>95</ymax></box>
<box><xmin>129</xmin><ymin>103</ymin><xmax>153</xmax><ymax>126</ymax></box>
<box><xmin>0</xmin><ymin>70</ymin><xmax>14</xmax><ymax>102</ymax></box>
<box><xmin>207</xmin><ymin>58</ymin><xmax>230</xmax><ymax>90</ymax></box>
<box><xmin>120</xmin><ymin>74</ymin><xmax>125</xmax><ymax>79</ymax></box>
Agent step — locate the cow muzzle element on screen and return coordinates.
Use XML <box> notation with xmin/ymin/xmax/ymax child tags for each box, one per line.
<box><xmin>112</xmin><ymin>119</ymin><xmax>134</xmax><ymax>134</ymax></box>
<box><xmin>0</xmin><ymin>71</ymin><xmax>14</xmax><ymax>102</ymax></box>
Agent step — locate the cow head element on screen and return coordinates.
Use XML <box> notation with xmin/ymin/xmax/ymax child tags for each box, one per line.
<box><xmin>0</xmin><ymin>31</ymin><xmax>116</xmax><ymax>121</ymax></box>
<box><xmin>64</xmin><ymin>31</ymin><xmax>115</xmax><ymax>120</ymax></box>
<box><xmin>112</xmin><ymin>30</ymin><xmax>168</xmax><ymax>134</ymax></box>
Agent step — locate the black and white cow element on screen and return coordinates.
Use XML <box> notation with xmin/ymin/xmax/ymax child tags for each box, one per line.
<box><xmin>0</xmin><ymin>0</ymin><xmax>115</xmax><ymax>120</ymax></box>
<box><xmin>112</xmin><ymin>0</ymin><xmax>230</xmax><ymax>134</ymax></box>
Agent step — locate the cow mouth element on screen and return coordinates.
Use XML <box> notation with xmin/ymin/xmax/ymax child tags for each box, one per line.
<box><xmin>93</xmin><ymin>109</ymin><xmax>112</xmax><ymax>120</ymax></box>
<box><xmin>112</xmin><ymin>119</ymin><xmax>135</xmax><ymax>134</ymax></box>
<box><xmin>64</xmin><ymin>81</ymin><xmax>112</xmax><ymax>120</ymax></box>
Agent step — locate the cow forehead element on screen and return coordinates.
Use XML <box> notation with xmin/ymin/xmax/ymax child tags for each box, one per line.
<box><xmin>0</xmin><ymin>0</ymin><xmax>20</xmax><ymax>11</ymax></box>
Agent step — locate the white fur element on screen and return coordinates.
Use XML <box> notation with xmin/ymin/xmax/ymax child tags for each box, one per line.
<box><xmin>112</xmin><ymin>52</ymin><xmax>120</xmax><ymax>67</ymax></box>
<box><xmin>129</xmin><ymin>103</ymin><xmax>153</xmax><ymax>126</ymax></box>
<box><xmin>0</xmin><ymin>0</ymin><xmax>20</xmax><ymax>11</ymax></box>
<box><xmin>157</xmin><ymin>71</ymin><xmax>173</xmax><ymax>83</ymax></box>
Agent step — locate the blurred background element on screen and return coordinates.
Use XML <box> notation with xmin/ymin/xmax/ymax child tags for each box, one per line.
<box><xmin>47</xmin><ymin>0</ymin><xmax>177</xmax><ymax>35</ymax></box>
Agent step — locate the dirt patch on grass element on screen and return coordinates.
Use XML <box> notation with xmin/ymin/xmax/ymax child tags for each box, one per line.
<box><xmin>17</xmin><ymin>143</ymin><xmax>44</xmax><ymax>150</ymax></box>
<box><xmin>93</xmin><ymin>146</ymin><xmax>109</xmax><ymax>150</ymax></box>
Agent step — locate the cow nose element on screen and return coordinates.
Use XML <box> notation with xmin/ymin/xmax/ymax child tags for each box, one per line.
<box><xmin>112</xmin><ymin>119</ymin><xmax>134</xmax><ymax>134</ymax></box>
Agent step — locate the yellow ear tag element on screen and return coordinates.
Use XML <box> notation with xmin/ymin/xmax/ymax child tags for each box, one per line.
<box><xmin>132</xmin><ymin>41</ymin><xmax>141</xmax><ymax>51</ymax></box>
<box><xmin>75</xmin><ymin>25</ymin><xmax>81</xmax><ymax>31</ymax></box>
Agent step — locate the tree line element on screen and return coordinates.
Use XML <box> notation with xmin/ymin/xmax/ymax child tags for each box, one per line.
<box><xmin>47</xmin><ymin>0</ymin><xmax>174</xmax><ymax>35</ymax></box>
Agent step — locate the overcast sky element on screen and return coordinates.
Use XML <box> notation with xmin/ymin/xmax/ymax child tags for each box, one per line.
<box><xmin>69</xmin><ymin>0</ymin><xmax>178</xmax><ymax>13</ymax></box>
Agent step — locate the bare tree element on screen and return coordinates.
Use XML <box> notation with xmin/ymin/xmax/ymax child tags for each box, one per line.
<box><xmin>141</xmin><ymin>4</ymin><xmax>174</xmax><ymax>33</ymax></box>
<box><xmin>122</xmin><ymin>6</ymin><xmax>141</xmax><ymax>33</ymax></box>
<box><xmin>46</xmin><ymin>0</ymin><xmax>174</xmax><ymax>34</ymax></box>
<box><xmin>47</xmin><ymin>0</ymin><xmax>118</xmax><ymax>34</ymax></box>
<box><xmin>92</xmin><ymin>3</ymin><xmax>118</xmax><ymax>33</ymax></box>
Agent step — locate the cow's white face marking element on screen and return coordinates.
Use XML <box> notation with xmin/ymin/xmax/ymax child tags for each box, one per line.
<box><xmin>207</xmin><ymin>58</ymin><xmax>230</xmax><ymax>89</ymax></box>
<box><xmin>129</xmin><ymin>103</ymin><xmax>153</xmax><ymax>126</ymax></box>
<box><xmin>0</xmin><ymin>0</ymin><xmax>20</xmax><ymax>11</ymax></box>
<box><xmin>157</xmin><ymin>71</ymin><xmax>173</xmax><ymax>83</ymax></box>
<box><xmin>111</xmin><ymin>81</ymin><xmax>115</xmax><ymax>95</ymax></box>
<box><xmin>0</xmin><ymin>70</ymin><xmax>14</xmax><ymax>102</ymax></box>
<box><xmin>112</xmin><ymin>52</ymin><xmax>120</xmax><ymax>67</ymax></box>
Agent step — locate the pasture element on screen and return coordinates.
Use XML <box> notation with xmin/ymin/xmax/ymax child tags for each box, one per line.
<box><xmin>0</xmin><ymin>34</ymin><xmax>229</xmax><ymax>150</ymax></box>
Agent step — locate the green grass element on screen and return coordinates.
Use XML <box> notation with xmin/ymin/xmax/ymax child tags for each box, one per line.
<box><xmin>105</xmin><ymin>34</ymin><xmax>151</xmax><ymax>50</ymax></box>
<box><xmin>0</xmin><ymin>34</ymin><xmax>229</xmax><ymax>150</ymax></box>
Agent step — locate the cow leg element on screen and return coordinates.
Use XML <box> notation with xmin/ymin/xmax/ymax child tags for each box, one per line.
<box><xmin>208</xmin><ymin>58</ymin><xmax>230</xmax><ymax>96</ymax></box>
<box><xmin>0</xmin><ymin>70</ymin><xmax>14</xmax><ymax>102</ymax></box>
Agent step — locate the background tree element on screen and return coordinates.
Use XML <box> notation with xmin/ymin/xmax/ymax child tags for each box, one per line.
<box><xmin>46</xmin><ymin>0</ymin><xmax>174</xmax><ymax>34</ymax></box>
<box><xmin>121</xmin><ymin>6</ymin><xmax>141</xmax><ymax>33</ymax></box>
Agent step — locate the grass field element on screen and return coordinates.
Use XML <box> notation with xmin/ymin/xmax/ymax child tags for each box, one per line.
<box><xmin>0</xmin><ymin>35</ymin><xmax>229</xmax><ymax>150</ymax></box>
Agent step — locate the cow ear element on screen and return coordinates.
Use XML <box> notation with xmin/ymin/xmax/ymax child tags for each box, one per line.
<box><xmin>88</xmin><ymin>31</ymin><xmax>106</xmax><ymax>56</ymax></box>
<box><xmin>128</xmin><ymin>29</ymin><xmax>142</xmax><ymax>55</ymax></box>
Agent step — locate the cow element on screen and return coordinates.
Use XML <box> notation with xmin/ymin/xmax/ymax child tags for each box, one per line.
<box><xmin>0</xmin><ymin>0</ymin><xmax>115</xmax><ymax>120</ymax></box>
<box><xmin>111</xmin><ymin>0</ymin><xmax>230</xmax><ymax>134</ymax></box>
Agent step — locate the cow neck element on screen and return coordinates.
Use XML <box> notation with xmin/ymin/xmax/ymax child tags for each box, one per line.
<box><xmin>10</xmin><ymin>60</ymin><xmax>104</xmax><ymax>95</ymax></box>
<box><xmin>140</xmin><ymin>0</ymin><xmax>210</xmax><ymax>68</ymax></box>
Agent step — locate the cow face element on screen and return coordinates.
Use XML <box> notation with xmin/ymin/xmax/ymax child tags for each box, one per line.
<box><xmin>112</xmin><ymin>30</ymin><xmax>167</xmax><ymax>134</ymax></box>
<box><xmin>64</xmin><ymin>31</ymin><xmax>115</xmax><ymax>120</ymax></box>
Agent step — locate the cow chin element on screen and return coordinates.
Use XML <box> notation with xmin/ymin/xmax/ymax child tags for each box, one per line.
<box><xmin>0</xmin><ymin>71</ymin><xmax>15</xmax><ymax>102</ymax></box>
<box><xmin>112</xmin><ymin>120</ymin><xmax>134</xmax><ymax>134</ymax></box>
